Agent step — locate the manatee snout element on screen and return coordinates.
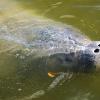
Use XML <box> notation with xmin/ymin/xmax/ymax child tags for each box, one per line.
<box><xmin>47</xmin><ymin>41</ymin><xmax>100</xmax><ymax>73</ymax></box>
<box><xmin>85</xmin><ymin>41</ymin><xmax>100</xmax><ymax>71</ymax></box>
<box><xmin>63</xmin><ymin>41</ymin><xmax>100</xmax><ymax>72</ymax></box>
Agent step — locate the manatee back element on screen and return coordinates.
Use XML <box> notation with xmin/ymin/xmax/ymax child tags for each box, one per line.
<box><xmin>0</xmin><ymin>16</ymin><xmax>91</xmax><ymax>56</ymax></box>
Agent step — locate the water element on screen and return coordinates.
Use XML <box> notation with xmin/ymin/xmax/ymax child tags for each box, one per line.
<box><xmin>0</xmin><ymin>0</ymin><xmax>100</xmax><ymax>100</ymax></box>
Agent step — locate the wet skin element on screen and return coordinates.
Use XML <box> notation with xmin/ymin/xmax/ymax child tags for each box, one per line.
<box><xmin>0</xmin><ymin>17</ymin><xmax>100</xmax><ymax>75</ymax></box>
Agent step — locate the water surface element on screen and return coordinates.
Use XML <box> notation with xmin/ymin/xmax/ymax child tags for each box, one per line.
<box><xmin>0</xmin><ymin>0</ymin><xmax>100</xmax><ymax>100</ymax></box>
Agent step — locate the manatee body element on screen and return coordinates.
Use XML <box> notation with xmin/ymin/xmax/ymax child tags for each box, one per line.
<box><xmin>0</xmin><ymin>16</ymin><xmax>100</xmax><ymax>74</ymax></box>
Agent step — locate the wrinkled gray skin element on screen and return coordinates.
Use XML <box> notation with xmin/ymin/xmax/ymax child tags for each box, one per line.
<box><xmin>0</xmin><ymin>16</ymin><xmax>100</xmax><ymax>73</ymax></box>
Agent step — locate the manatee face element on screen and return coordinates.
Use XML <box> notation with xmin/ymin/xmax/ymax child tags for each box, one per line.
<box><xmin>62</xmin><ymin>41</ymin><xmax>100</xmax><ymax>72</ymax></box>
<box><xmin>90</xmin><ymin>41</ymin><xmax>100</xmax><ymax>71</ymax></box>
<box><xmin>45</xmin><ymin>41</ymin><xmax>100</xmax><ymax>73</ymax></box>
<box><xmin>82</xmin><ymin>41</ymin><xmax>100</xmax><ymax>72</ymax></box>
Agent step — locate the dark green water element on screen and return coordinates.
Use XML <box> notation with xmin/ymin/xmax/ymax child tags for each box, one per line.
<box><xmin>0</xmin><ymin>0</ymin><xmax>100</xmax><ymax>100</ymax></box>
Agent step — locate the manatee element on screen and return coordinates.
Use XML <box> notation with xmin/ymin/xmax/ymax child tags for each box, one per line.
<box><xmin>0</xmin><ymin>14</ymin><xmax>100</xmax><ymax>100</ymax></box>
<box><xmin>0</xmin><ymin>15</ymin><xmax>100</xmax><ymax>74</ymax></box>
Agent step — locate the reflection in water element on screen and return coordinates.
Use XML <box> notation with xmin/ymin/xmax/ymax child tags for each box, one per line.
<box><xmin>69</xmin><ymin>92</ymin><xmax>92</xmax><ymax>100</ymax></box>
<box><xmin>20</xmin><ymin>73</ymin><xmax>72</xmax><ymax>100</ymax></box>
<box><xmin>42</xmin><ymin>1</ymin><xmax>63</xmax><ymax>16</ymax></box>
<box><xmin>59</xmin><ymin>15</ymin><xmax>75</xmax><ymax>19</ymax></box>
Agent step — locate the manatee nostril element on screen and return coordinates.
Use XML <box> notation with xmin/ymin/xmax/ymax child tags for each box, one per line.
<box><xmin>94</xmin><ymin>49</ymin><xmax>99</xmax><ymax>53</ymax></box>
<box><xmin>98</xmin><ymin>44</ymin><xmax>100</xmax><ymax>47</ymax></box>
